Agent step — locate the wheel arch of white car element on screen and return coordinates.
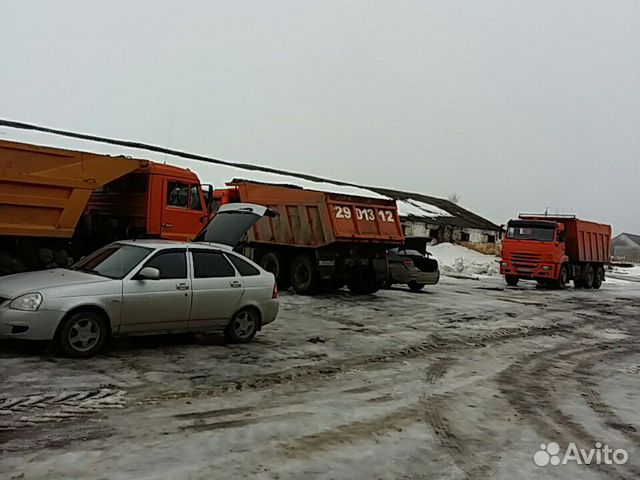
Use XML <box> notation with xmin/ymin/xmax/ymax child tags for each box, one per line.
<box><xmin>55</xmin><ymin>304</ymin><xmax>113</xmax><ymax>338</ymax></box>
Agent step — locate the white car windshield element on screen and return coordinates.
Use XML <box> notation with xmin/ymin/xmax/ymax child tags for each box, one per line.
<box><xmin>71</xmin><ymin>244</ymin><xmax>152</xmax><ymax>279</ymax></box>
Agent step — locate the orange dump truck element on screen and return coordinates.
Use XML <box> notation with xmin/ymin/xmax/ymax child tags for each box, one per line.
<box><xmin>210</xmin><ymin>180</ymin><xmax>404</xmax><ymax>294</ymax></box>
<box><xmin>0</xmin><ymin>140</ymin><xmax>404</xmax><ymax>295</ymax></box>
<box><xmin>0</xmin><ymin>140</ymin><xmax>213</xmax><ymax>274</ymax></box>
<box><xmin>500</xmin><ymin>214</ymin><xmax>612</xmax><ymax>289</ymax></box>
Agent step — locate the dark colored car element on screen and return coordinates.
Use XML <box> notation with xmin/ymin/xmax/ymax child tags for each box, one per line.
<box><xmin>387</xmin><ymin>248</ymin><xmax>440</xmax><ymax>291</ymax></box>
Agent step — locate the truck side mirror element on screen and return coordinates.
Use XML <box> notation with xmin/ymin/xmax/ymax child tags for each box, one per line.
<box><xmin>206</xmin><ymin>185</ymin><xmax>214</xmax><ymax>210</ymax></box>
<box><xmin>557</xmin><ymin>231</ymin><xmax>565</xmax><ymax>242</ymax></box>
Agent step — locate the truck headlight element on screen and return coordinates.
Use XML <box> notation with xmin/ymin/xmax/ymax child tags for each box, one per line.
<box><xmin>542</xmin><ymin>266</ymin><xmax>552</xmax><ymax>271</ymax></box>
<box><xmin>501</xmin><ymin>261</ymin><xmax>508</xmax><ymax>267</ymax></box>
<box><xmin>10</xmin><ymin>293</ymin><xmax>43</xmax><ymax>311</ymax></box>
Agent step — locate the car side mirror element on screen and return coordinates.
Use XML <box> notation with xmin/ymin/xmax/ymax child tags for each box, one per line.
<box><xmin>137</xmin><ymin>267</ymin><xmax>160</xmax><ymax>280</ymax></box>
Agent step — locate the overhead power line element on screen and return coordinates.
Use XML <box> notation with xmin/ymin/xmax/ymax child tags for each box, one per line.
<box><xmin>0</xmin><ymin>118</ymin><xmax>354</xmax><ymax>187</ymax></box>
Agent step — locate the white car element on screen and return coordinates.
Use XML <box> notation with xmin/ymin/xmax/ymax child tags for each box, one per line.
<box><xmin>0</xmin><ymin>203</ymin><xmax>279</xmax><ymax>357</ymax></box>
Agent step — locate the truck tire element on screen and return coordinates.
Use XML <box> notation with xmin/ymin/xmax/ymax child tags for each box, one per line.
<box><xmin>552</xmin><ymin>264</ymin><xmax>568</xmax><ymax>289</ymax></box>
<box><xmin>290</xmin><ymin>254</ymin><xmax>319</xmax><ymax>295</ymax></box>
<box><xmin>583</xmin><ymin>264</ymin><xmax>595</xmax><ymax>289</ymax></box>
<box><xmin>573</xmin><ymin>278</ymin><xmax>584</xmax><ymax>288</ymax></box>
<box><xmin>592</xmin><ymin>265</ymin><xmax>604</xmax><ymax>290</ymax></box>
<box><xmin>505</xmin><ymin>275</ymin><xmax>519</xmax><ymax>286</ymax></box>
<box><xmin>259</xmin><ymin>251</ymin><xmax>290</xmax><ymax>289</ymax></box>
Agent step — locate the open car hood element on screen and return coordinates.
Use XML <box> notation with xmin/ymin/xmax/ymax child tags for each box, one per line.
<box><xmin>194</xmin><ymin>203</ymin><xmax>277</xmax><ymax>247</ymax></box>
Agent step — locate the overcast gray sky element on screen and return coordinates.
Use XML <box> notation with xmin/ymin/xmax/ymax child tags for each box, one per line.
<box><xmin>1</xmin><ymin>0</ymin><xmax>639</xmax><ymax>233</ymax></box>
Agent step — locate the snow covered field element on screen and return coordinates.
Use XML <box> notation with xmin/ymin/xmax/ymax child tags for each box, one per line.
<box><xmin>1</xmin><ymin>275</ymin><xmax>639</xmax><ymax>480</ymax></box>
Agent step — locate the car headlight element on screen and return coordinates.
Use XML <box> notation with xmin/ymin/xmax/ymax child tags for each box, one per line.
<box><xmin>10</xmin><ymin>293</ymin><xmax>43</xmax><ymax>311</ymax></box>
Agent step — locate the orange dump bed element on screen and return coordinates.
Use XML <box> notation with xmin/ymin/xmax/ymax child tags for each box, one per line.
<box><xmin>227</xmin><ymin>180</ymin><xmax>404</xmax><ymax>247</ymax></box>
<box><xmin>523</xmin><ymin>215</ymin><xmax>612</xmax><ymax>264</ymax></box>
<box><xmin>563</xmin><ymin>218</ymin><xmax>611</xmax><ymax>264</ymax></box>
<box><xmin>0</xmin><ymin>140</ymin><xmax>147</xmax><ymax>238</ymax></box>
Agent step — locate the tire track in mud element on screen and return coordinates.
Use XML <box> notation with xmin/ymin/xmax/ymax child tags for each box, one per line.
<box><xmin>498</xmin><ymin>342</ymin><xmax>640</xmax><ymax>480</ymax></box>
<box><xmin>425</xmin><ymin>358</ymin><xmax>453</xmax><ymax>384</ymax></box>
<box><xmin>281</xmin><ymin>358</ymin><xmax>458</xmax><ymax>459</ymax></box>
<box><xmin>424</xmin><ymin>395</ymin><xmax>495</xmax><ymax>480</ymax></box>
<box><xmin>574</xmin><ymin>347</ymin><xmax>640</xmax><ymax>446</ymax></box>
<box><xmin>280</xmin><ymin>357</ymin><xmax>496</xmax><ymax>479</ymax></box>
<box><xmin>281</xmin><ymin>403</ymin><xmax>425</xmax><ymax>458</ymax></box>
<box><xmin>143</xmin><ymin>323</ymin><xmax>568</xmax><ymax>404</ymax></box>
<box><xmin>0</xmin><ymin>388</ymin><xmax>126</xmax><ymax>433</ymax></box>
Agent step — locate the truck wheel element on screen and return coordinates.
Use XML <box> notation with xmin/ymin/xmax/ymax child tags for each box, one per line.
<box><xmin>290</xmin><ymin>254</ymin><xmax>319</xmax><ymax>294</ymax></box>
<box><xmin>552</xmin><ymin>264</ymin><xmax>568</xmax><ymax>289</ymax></box>
<box><xmin>56</xmin><ymin>310</ymin><xmax>108</xmax><ymax>358</ymax></box>
<box><xmin>573</xmin><ymin>278</ymin><xmax>584</xmax><ymax>288</ymax></box>
<box><xmin>583</xmin><ymin>264</ymin><xmax>595</xmax><ymax>289</ymax></box>
<box><xmin>592</xmin><ymin>266</ymin><xmax>604</xmax><ymax>289</ymax></box>
<box><xmin>259</xmin><ymin>251</ymin><xmax>290</xmax><ymax>289</ymax></box>
<box><xmin>505</xmin><ymin>275</ymin><xmax>519</xmax><ymax>286</ymax></box>
<box><xmin>408</xmin><ymin>281</ymin><xmax>425</xmax><ymax>292</ymax></box>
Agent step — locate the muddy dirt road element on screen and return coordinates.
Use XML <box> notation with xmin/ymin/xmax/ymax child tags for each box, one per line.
<box><xmin>1</xmin><ymin>276</ymin><xmax>639</xmax><ymax>479</ymax></box>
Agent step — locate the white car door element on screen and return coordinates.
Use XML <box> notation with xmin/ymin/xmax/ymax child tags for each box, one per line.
<box><xmin>120</xmin><ymin>248</ymin><xmax>192</xmax><ymax>333</ymax></box>
<box><xmin>188</xmin><ymin>248</ymin><xmax>245</xmax><ymax>330</ymax></box>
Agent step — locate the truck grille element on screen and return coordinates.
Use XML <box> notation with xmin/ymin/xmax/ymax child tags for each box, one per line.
<box><xmin>510</xmin><ymin>252</ymin><xmax>541</xmax><ymax>271</ymax></box>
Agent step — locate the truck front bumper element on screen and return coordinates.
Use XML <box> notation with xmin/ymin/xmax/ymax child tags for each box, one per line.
<box><xmin>500</xmin><ymin>261</ymin><xmax>559</xmax><ymax>280</ymax></box>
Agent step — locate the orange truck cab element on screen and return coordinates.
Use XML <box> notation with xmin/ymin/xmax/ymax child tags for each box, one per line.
<box><xmin>0</xmin><ymin>140</ymin><xmax>213</xmax><ymax>274</ymax></box>
<box><xmin>500</xmin><ymin>214</ymin><xmax>612</xmax><ymax>289</ymax></box>
<box><xmin>85</xmin><ymin>162</ymin><xmax>212</xmax><ymax>244</ymax></box>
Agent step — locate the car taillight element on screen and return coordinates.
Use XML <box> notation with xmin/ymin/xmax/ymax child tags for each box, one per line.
<box><xmin>403</xmin><ymin>259</ymin><xmax>414</xmax><ymax>268</ymax></box>
<box><xmin>272</xmin><ymin>283</ymin><xmax>278</xmax><ymax>299</ymax></box>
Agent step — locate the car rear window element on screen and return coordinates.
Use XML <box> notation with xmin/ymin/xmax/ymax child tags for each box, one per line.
<box><xmin>226</xmin><ymin>253</ymin><xmax>260</xmax><ymax>276</ymax></box>
<box><xmin>192</xmin><ymin>251</ymin><xmax>236</xmax><ymax>278</ymax></box>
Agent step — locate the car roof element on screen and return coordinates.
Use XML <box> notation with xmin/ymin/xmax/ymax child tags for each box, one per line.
<box><xmin>115</xmin><ymin>239</ymin><xmax>234</xmax><ymax>251</ymax></box>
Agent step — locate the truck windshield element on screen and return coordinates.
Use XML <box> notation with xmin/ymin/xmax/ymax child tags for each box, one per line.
<box><xmin>71</xmin><ymin>244</ymin><xmax>152</xmax><ymax>279</ymax></box>
<box><xmin>507</xmin><ymin>225</ymin><xmax>555</xmax><ymax>242</ymax></box>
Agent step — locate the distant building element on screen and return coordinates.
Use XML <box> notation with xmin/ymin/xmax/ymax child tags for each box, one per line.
<box><xmin>369</xmin><ymin>187</ymin><xmax>501</xmax><ymax>254</ymax></box>
<box><xmin>611</xmin><ymin>233</ymin><xmax>640</xmax><ymax>262</ymax></box>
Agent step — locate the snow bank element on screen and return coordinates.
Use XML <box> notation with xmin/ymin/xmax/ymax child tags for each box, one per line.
<box><xmin>429</xmin><ymin>242</ymin><xmax>499</xmax><ymax>278</ymax></box>
<box><xmin>609</xmin><ymin>265</ymin><xmax>640</xmax><ymax>283</ymax></box>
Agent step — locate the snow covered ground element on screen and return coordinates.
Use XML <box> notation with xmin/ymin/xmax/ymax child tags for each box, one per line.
<box><xmin>1</xmin><ymin>275</ymin><xmax>639</xmax><ymax>480</ymax></box>
<box><xmin>429</xmin><ymin>242</ymin><xmax>499</xmax><ymax>278</ymax></box>
<box><xmin>609</xmin><ymin>264</ymin><xmax>640</xmax><ymax>283</ymax></box>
